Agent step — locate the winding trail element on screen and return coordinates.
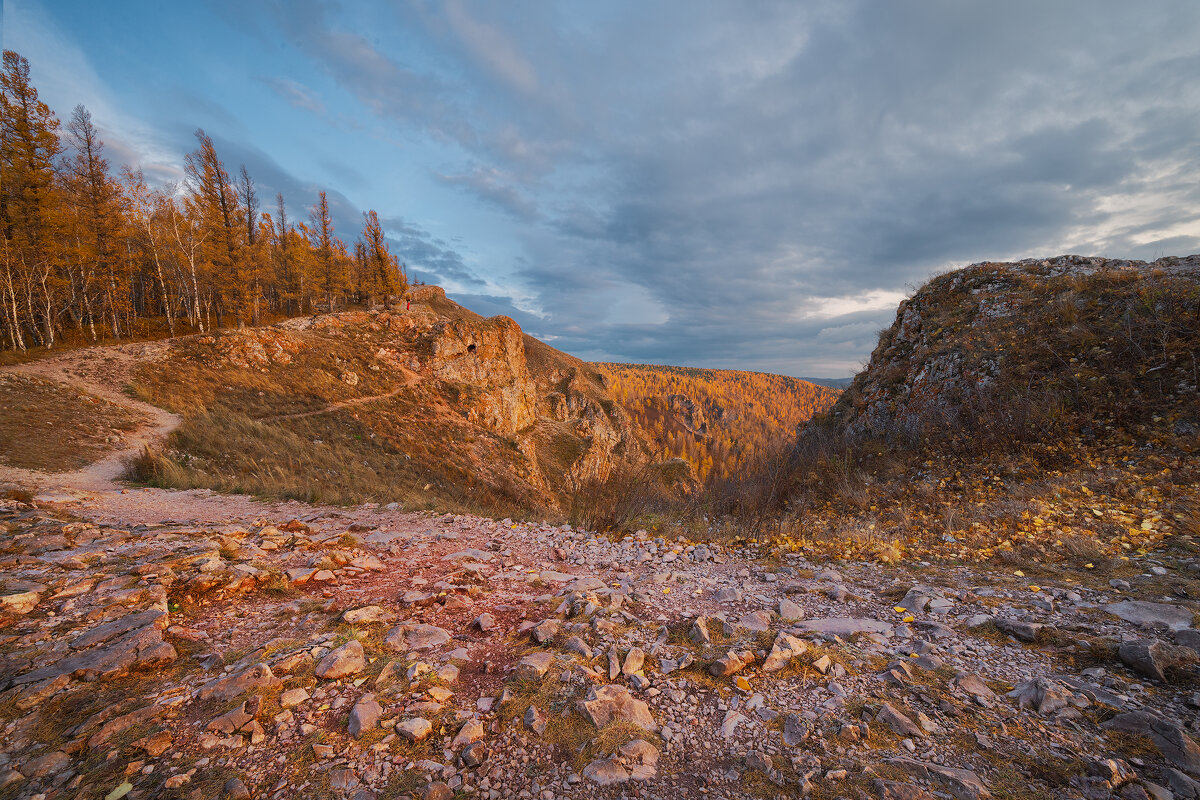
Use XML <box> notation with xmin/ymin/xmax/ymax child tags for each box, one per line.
<box><xmin>0</xmin><ymin>348</ymin><xmax>423</xmax><ymax>505</ymax></box>
<box><xmin>0</xmin><ymin>342</ymin><xmax>182</xmax><ymax>493</ymax></box>
<box><xmin>266</xmin><ymin>365</ymin><xmax>421</xmax><ymax>421</ymax></box>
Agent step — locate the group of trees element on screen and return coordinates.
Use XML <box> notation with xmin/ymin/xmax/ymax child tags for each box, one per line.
<box><xmin>0</xmin><ymin>50</ymin><xmax>408</xmax><ymax>352</ymax></box>
<box><xmin>596</xmin><ymin>363</ymin><xmax>840</xmax><ymax>481</ymax></box>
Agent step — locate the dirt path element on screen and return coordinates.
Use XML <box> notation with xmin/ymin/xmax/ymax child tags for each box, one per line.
<box><xmin>266</xmin><ymin>364</ymin><xmax>422</xmax><ymax>421</ymax></box>
<box><xmin>0</xmin><ymin>342</ymin><xmax>182</xmax><ymax>493</ymax></box>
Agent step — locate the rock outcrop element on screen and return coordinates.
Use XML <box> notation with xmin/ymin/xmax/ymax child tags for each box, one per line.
<box><xmin>823</xmin><ymin>255</ymin><xmax>1200</xmax><ymax>443</ymax></box>
<box><xmin>429</xmin><ymin>316</ymin><xmax>539</xmax><ymax>435</ymax></box>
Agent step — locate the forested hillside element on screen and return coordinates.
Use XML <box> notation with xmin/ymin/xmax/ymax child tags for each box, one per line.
<box><xmin>0</xmin><ymin>50</ymin><xmax>406</xmax><ymax>352</ymax></box>
<box><xmin>594</xmin><ymin>362</ymin><xmax>840</xmax><ymax>481</ymax></box>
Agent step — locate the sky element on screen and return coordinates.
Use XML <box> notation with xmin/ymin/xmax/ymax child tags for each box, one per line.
<box><xmin>6</xmin><ymin>1</ymin><xmax>1200</xmax><ymax>377</ymax></box>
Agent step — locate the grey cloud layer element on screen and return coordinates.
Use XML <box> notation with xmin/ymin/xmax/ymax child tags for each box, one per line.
<box><xmin>273</xmin><ymin>1</ymin><xmax>1200</xmax><ymax>375</ymax></box>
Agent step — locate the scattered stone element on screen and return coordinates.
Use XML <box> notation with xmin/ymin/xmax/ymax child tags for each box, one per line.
<box><xmin>1119</xmin><ymin>639</ymin><xmax>1188</xmax><ymax>682</ymax></box>
<box><xmin>452</xmin><ymin>719</ymin><xmax>485</xmax><ymax>749</ymax></box>
<box><xmin>1106</xmin><ymin>601</ymin><xmax>1196</xmax><ymax>631</ymax></box>
<box><xmin>349</xmin><ymin>693</ymin><xmax>383</xmax><ymax>738</ymax></box>
<box><xmin>315</xmin><ymin>639</ymin><xmax>365</xmax><ymax>680</ymax></box>
<box><xmin>622</xmin><ymin>647</ymin><xmax>645</xmax><ymax>676</ymax></box>
<box><xmin>197</xmin><ymin>663</ymin><xmax>281</xmax><ymax>701</ymax></box>
<box><xmin>385</xmin><ymin>623</ymin><xmax>452</xmax><ymax>652</ymax></box>
<box><xmin>396</xmin><ymin>717</ymin><xmax>433</xmax><ymax>742</ymax></box>
<box><xmin>582</xmin><ymin>757</ymin><xmax>629</xmax><ymax>786</ymax></box>
<box><xmin>531</xmin><ymin>619</ymin><xmax>560</xmax><ymax>643</ymax></box>
<box><xmin>888</xmin><ymin>757</ymin><xmax>992</xmax><ymax>799</ymax></box>
<box><xmin>877</xmin><ymin>702</ymin><xmax>927</xmax><ymax>738</ymax></box>
<box><xmin>343</xmin><ymin>605</ymin><xmax>389</xmax><ymax>625</ymax></box>
<box><xmin>794</xmin><ymin>617</ymin><xmax>893</xmax><ymax>637</ymax></box>
<box><xmin>778</xmin><ymin>598</ymin><xmax>804</xmax><ymax>621</ymax></box>
<box><xmin>993</xmin><ymin>618</ymin><xmax>1044</xmax><ymax>642</ymax></box>
<box><xmin>223</xmin><ymin>777</ymin><xmax>252</xmax><ymax>800</ymax></box>
<box><xmin>762</xmin><ymin>633</ymin><xmax>807</xmax><ymax>672</ymax></box>
<box><xmin>524</xmin><ymin>705</ymin><xmax>547</xmax><ymax>735</ymax></box>
<box><xmin>280</xmin><ymin>687</ymin><xmax>310</xmax><ymax>708</ymax></box>
<box><xmin>515</xmin><ymin>651</ymin><xmax>554</xmax><ymax>681</ymax></box>
<box><xmin>709</xmin><ymin>650</ymin><xmax>752</xmax><ymax>678</ymax></box>
<box><xmin>579</xmin><ymin>684</ymin><xmax>658</xmax><ymax>731</ymax></box>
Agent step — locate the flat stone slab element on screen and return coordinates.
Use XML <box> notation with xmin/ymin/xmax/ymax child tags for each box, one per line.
<box><xmin>791</xmin><ymin>617</ymin><xmax>894</xmax><ymax>638</ymax></box>
<box><xmin>1105</xmin><ymin>600</ymin><xmax>1195</xmax><ymax>631</ymax></box>
<box><xmin>363</xmin><ymin>531</ymin><xmax>411</xmax><ymax>546</ymax></box>
<box><xmin>441</xmin><ymin>548</ymin><xmax>494</xmax><ymax>562</ymax></box>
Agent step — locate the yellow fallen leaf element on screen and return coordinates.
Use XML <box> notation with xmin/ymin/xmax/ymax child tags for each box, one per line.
<box><xmin>734</xmin><ymin>676</ymin><xmax>751</xmax><ymax>691</ymax></box>
<box><xmin>662</xmin><ymin>588</ymin><xmax>670</xmax><ymax>594</ymax></box>
<box><xmin>1028</xmin><ymin>585</ymin><xmax>1040</xmax><ymax>592</ymax></box>
<box><xmin>893</xmin><ymin>606</ymin><xmax>907</xmax><ymax>613</ymax></box>
<box><xmin>1013</xmin><ymin>570</ymin><xmax>1025</xmax><ymax>577</ymax></box>
<box><xmin>902</xmin><ymin>615</ymin><xmax>915</xmax><ymax>623</ymax></box>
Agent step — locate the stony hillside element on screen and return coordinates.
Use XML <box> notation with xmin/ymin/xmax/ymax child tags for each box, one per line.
<box><xmin>777</xmin><ymin>255</ymin><xmax>1200</xmax><ymax>563</ymax></box>
<box><xmin>126</xmin><ymin>286</ymin><xmax>648</xmax><ymax>515</ymax></box>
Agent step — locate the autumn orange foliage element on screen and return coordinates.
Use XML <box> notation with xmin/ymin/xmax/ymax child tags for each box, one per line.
<box><xmin>594</xmin><ymin>362</ymin><xmax>840</xmax><ymax>481</ymax></box>
<box><xmin>0</xmin><ymin>50</ymin><xmax>407</xmax><ymax>352</ymax></box>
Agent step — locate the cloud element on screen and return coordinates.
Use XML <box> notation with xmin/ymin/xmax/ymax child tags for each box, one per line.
<box><xmin>442</xmin><ymin>0</ymin><xmax>539</xmax><ymax>94</ymax></box>
<box><xmin>262</xmin><ymin>77</ymin><xmax>325</xmax><ymax>114</ymax></box>
<box><xmin>435</xmin><ymin>165</ymin><xmax>539</xmax><ymax>221</ymax></box>
<box><xmin>6</xmin><ymin>1</ymin><xmax>185</xmax><ymax>183</ymax></box>
<box><xmin>376</xmin><ymin>215</ymin><xmax>486</xmax><ymax>290</ymax></box>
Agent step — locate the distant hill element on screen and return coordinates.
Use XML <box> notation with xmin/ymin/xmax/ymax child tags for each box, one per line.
<box><xmin>798</xmin><ymin>376</ymin><xmax>854</xmax><ymax>390</ymax></box>
<box><xmin>593</xmin><ymin>362</ymin><xmax>839</xmax><ymax>482</ymax></box>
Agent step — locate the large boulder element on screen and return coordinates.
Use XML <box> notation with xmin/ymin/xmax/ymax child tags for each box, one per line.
<box><xmin>579</xmin><ymin>684</ymin><xmax>658</xmax><ymax>732</ymax></box>
<box><xmin>315</xmin><ymin>639</ymin><xmax>365</xmax><ymax>680</ymax></box>
<box><xmin>1102</xmin><ymin>711</ymin><xmax>1200</xmax><ymax>775</ymax></box>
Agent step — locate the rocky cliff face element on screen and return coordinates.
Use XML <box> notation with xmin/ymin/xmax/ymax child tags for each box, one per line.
<box><xmin>428</xmin><ymin>316</ymin><xmax>539</xmax><ymax>435</ymax></box>
<box><xmin>666</xmin><ymin>394</ymin><xmax>710</xmax><ymax>437</ymax></box>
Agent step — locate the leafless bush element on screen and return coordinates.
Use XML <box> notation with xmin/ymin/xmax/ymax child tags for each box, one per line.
<box><xmin>567</xmin><ymin>462</ymin><xmax>673</xmax><ymax>533</ymax></box>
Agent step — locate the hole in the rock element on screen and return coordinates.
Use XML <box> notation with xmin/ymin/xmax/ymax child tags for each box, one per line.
<box><xmin>467</xmin><ymin>343</ymin><xmax>477</xmax><ymax>354</ymax></box>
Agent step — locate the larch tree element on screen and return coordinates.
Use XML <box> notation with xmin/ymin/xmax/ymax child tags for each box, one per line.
<box><xmin>124</xmin><ymin>167</ymin><xmax>176</xmax><ymax>336</ymax></box>
<box><xmin>0</xmin><ymin>50</ymin><xmax>434</xmax><ymax>353</ymax></box>
<box><xmin>185</xmin><ymin>130</ymin><xmax>248</xmax><ymax>327</ymax></box>
<box><xmin>64</xmin><ymin>104</ymin><xmax>125</xmax><ymax>338</ymax></box>
<box><xmin>361</xmin><ymin>209</ymin><xmax>405</xmax><ymax>310</ymax></box>
<box><xmin>1</xmin><ymin>49</ymin><xmax>63</xmax><ymax>348</ymax></box>
<box><xmin>237</xmin><ymin>164</ymin><xmax>263</xmax><ymax>324</ymax></box>
<box><xmin>310</xmin><ymin>191</ymin><xmax>339</xmax><ymax>311</ymax></box>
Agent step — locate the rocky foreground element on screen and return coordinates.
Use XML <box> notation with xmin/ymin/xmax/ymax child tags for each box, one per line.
<box><xmin>3</xmin><ymin>489</ymin><xmax>1200</xmax><ymax>800</ymax></box>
